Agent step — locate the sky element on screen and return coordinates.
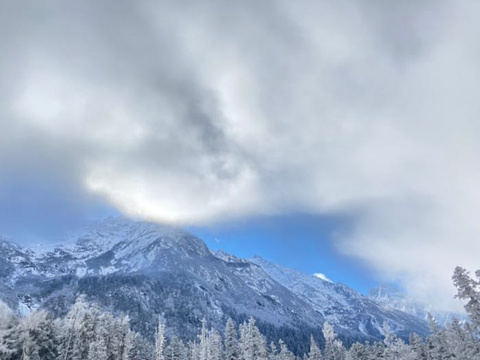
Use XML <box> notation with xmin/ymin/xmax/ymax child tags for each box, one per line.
<box><xmin>190</xmin><ymin>213</ymin><xmax>379</xmax><ymax>294</ymax></box>
<box><xmin>1</xmin><ymin>0</ymin><xmax>480</xmax><ymax>312</ymax></box>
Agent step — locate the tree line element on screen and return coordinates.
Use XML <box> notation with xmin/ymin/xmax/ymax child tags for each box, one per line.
<box><xmin>0</xmin><ymin>266</ymin><xmax>479</xmax><ymax>360</ymax></box>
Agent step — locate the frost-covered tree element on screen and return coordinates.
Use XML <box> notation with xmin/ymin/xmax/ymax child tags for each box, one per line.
<box><xmin>199</xmin><ymin>319</ymin><xmax>209</xmax><ymax>360</ymax></box>
<box><xmin>426</xmin><ymin>313</ymin><xmax>452</xmax><ymax>360</ymax></box>
<box><xmin>269</xmin><ymin>341</ymin><xmax>279</xmax><ymax>360</ymax></box>
<box><xmin>368</xmin><ymin>341</ymin><xmax>385</xmax><ymax>360</ymax></box>
<box><xmin>88</xmin><ymin>312</ymin><xmax>110</xmax><ymax>360</ymax></box>
<box><xmin>165</xmin><ymin>336</ymin><xmax>185</xmax><ymax>360</ymax></box>
<box><xmin>408</xmin><ymin>333</ymin><xmax>426</xmax><ymax>360</ymax></box>
<box><xmin>347</xmin><ymin>342</ymin><xmax>367</xmax><ymax>360</ymax></box>
<box><xmin>0</xmin><ymin>301</ymin><xmax>20</xmax><ymax>359</ymax></box>
<box><xmin>112</xmin><ymin>314</ymin><xmax>132</xmax><ymax>360</ymax></box>
<box><xmin>18</xmin><ymin>310</ymin><xmax>57</xmax><ymax>360</ymax></box>
<box><xmin>453</xmin><ymin>266</ymin><xmax>480</xmax><ymax>330</ymax></box>
<box><xmin>57</xmin><ymin>295</ymin><xmax>94</xmax><ymax>360</ymax></box>
<box><xmin>209</xmin><ymin>329</ymin><xmax>223</xmax><ymax>360</ymax></box>
<box><xmin>444</xmin><ymin>318</ymin><xmax>480</xmax><ymax>359</ymax></box>
<box><xmin>239</xmin><ymin>318</ymin><xmax>267</xmax><ymax>360</ymax></box>
<box><xmin>278</xmin><ymin>339</ymin><xmax>294</xmax><ymax>360</ymax></box>
<box><xmin>129</xmin><ymin>332</ymin><xmax>154</xmax><ymax>360</ymax></box>
<box><xmin>322</xmin><ymin>322</ymin><xmax>344</xmax><ymax>360</ymax></box>
<box><xmin>307</xmin><ymin>335</ymin><xmax>323</xmax><ymax>360</ymax></box>
<box><xmin>156</xmin><ymin>317</ymin><xmax>166</xmax><ymax>360</ymax></box>
<box><xmin>248</xmin><ymin>318</ymin><xmax>268</xmax><ymax>360</ymax></box>
<box><xmin>225</xmin><ymin>318</ymin><xmax>239</xmax><ymax>360</ymax></box>
<box><xmin>382</xmin><ymin>322</ymin><xmax>415</xmax><ymax>360</ymax></box>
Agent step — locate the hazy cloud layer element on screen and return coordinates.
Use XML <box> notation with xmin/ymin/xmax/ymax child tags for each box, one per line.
<box><xmin>2</xmin><ymin>0</ymin><xmax>479</xmax><ymax>310</ymax></box>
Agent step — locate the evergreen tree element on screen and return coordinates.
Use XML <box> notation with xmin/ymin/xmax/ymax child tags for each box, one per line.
<box><xmin>307</xmin><ymin>335</ymin><xmax>323</xmax><ymax>360</ymax></box>
<box><xmin>58</xmin><ymin>295</ymin><xmax>92</xmax><ymax>360</ymax></box>
<box><xmin>269</xmin><ymin>341</ymin><xmax>279</xmax><ymax>360</ymax></box>
<box><xmin>225</xmin><ymin>318</ymin><xmax>239</xmax><ymax>360</ymax></box>
<box><xmin>18</xmin><ymin>311</ymin><xmax>57</xmax><ymax>360</ymax></box>
<box><xmin>209</xmin><ymin>329</ymin><xmax>223</xmax><ymax>360</ymax></box>
<box><xmin>409</xmin><ymin>333</ymin><xmax>426</xmax><ymax>360</ymax></box>
<box><xmin>248</xmin><ymin>318</ymin><xmax>268</xmax><ymax>360</ymax></box>
<box><xmin>347</xmin><ymin>342</ymin><xmax>366</xmax><ymax>360</ymax></box>
<box><xmin>88</xmin><ymin>312</ymin><xmax>110</xmax><ymax>360</ymax></box>
<box><xmin>426</xmin><ymin>314</ymin><xmax>451</xmax><ymax>360</ymax></box>
<box><xmin>0</xmin><ymin>301</ymin><xmax>21</xmax><ymax>359</ymax></box>
<box><xmin>278</xmin><ymin>339</ymin><xmax>294</xmax><ymax>360</ymax></box>
<box><xmin>165</xmin><ymin>336</ymin><xmax>186</xmax><ymax>360</ymax></box>
<box><xmin>199</xmin><ymin>319</ymin><xmax>209</xmax><ymax>360</ymax></box>
<box><xmin>129</xmin><ymin>332</ymin><xmax>154</xmax><ymax>360</ymax></box>
<box><xmin>322</xmin><ymin>323</ymin><xmax>344</xmax><ymax>360</ymax></box>
<box><xmin>453</xmin><ymin>267</ymin><xmax>480</xmax><ymax>330</ymax></box>
<box><xmin>368</xmin><ymin>342</ymin><xmax>385</xmax><ymax>360</ymax></box>
<box><xmin>156</xmin><ymin>317</ymin><xmax>166</xmax><ymax>360</ymax></box>
<box><xmin>382</xmin><ymin>322</ymin><xmax>415</xmax><ymax>360</ymax></box>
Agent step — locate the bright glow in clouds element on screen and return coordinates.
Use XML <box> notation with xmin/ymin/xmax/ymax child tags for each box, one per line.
<box><xmin>1</xmin><ymin>0</ymin><xmax>480</xmax><ymax>311</ymax></box>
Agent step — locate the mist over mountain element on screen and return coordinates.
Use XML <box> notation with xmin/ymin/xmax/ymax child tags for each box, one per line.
<box><xmin>368</xmin><ymin>285</ymin><xmax>466</xmax><ymax>327</ymax></box>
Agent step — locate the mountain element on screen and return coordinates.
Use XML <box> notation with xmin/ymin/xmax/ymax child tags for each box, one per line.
<box><xmin>368</xmin><ymin>285</ymin><xmax>465</xmax><ymax>326</ymax></box>
<box><xmin>0</xmin><ymin>217</ymin><xmax>429</xmax><ymax>352</ymax></box>
<box><xmin>249</xmin><ymin>257</ymin><xmax>429</xmax><ymax>340</ymax></box>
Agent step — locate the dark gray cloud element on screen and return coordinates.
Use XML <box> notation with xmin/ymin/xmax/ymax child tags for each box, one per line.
<box><xmin>1</xmin><ymin>0</ymin><xmax>479</xmax><ymax>310</ymax></box>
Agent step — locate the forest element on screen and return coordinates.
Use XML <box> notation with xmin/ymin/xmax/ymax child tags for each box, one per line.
<box><xmin>0</xmin><ymin>266</ymin><xmax>479</xmax><ymax>360</ymax></box>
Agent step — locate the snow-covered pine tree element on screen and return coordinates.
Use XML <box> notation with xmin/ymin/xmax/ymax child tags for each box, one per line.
<box><xmin>111</xmin><ymin>314</ymin><xmax>132</xmax><ymax>360</ymax></box>
<box><xmin>322</xmin><ymin>322</ymin><xmax>345</xmax><ymax>360</ymax></box>
<box><xmin>461</xmin><ymin>322</ymin><xmax>480</xmax><ymax>358</ymax></box>
<box><xmin>248</xmin><ymin>318</ymin><xmax>268</xmax><ymax>360</ymax></box>
<box><xmin>156</xmin><ymin>317</ymin><xmax>166</xmax><ymax>360</ymax></box>
<box><xmin>453</xmin><ymin>266</ymin><xmax>480</xmax><ymax>330</ymax></box>
<box><xmin>188</xmin><ymin>340</ymin><xmax>201</xmax><ymax>360</ymax></box>
<box><xmin>408</xmin><ymin>333</ymin><xmax>427</xmax><ymax>360</ymax></box>
<box><xmin>129</xmin><ymin>332</ymin><xmax>155</xmax><ymax>360</ymax></box>
<box><xmin>88</xmin><ymin>311</ymin><xmax>111</xmax><ymax>360</ymax></box>
<box><xmin>238</xmin><ymin>318</ymin><xmax>267</xmax><ymax>360</ymax></box>
<box><xmin>58</xmin><ymin>295</ymin><xmax>92</xmax><ymax>360</ymax></box>
<box><xmin>209</xmin><ymin>328</ymin><xmax>223</xmax><ymax>360</ymax></box>
<box><xmin>0</xmin><ymin>301</ymin><xmax>21</xmax><ymax>359</ymax></box>
<box><xmin>269</xmin><ymin>341</ymin><xmax>279</xmax><ymax>360</ymax></box>
<box><xmin>426</xmin><ymin>314</ymin><xmax>451</xmax><ymax>360</ymax></box>
<box><xmin>382</xmin><ymin>322</ymin><xmax>416</xmax><ymax>360</ymax></box>
<box><xmin>199</xmin><ymin>319</ymin><xmax>209</xmax><ymax>360</ymax></box>
<box><xmin>278</xmin><ymin>339</ymin><xmax>294</xmax><ymax>360</ymax></box>
<box><xmin>225</xmin><ymin>318</ymin><xmax>239</xmax><ymax>360</ymax></box>
<box><xmin>165</xmin><ymin>335</ymin><xmax>186</xmax><ymax>360</ymax></box>
<box><xmin>238</xmin><ymin>322</ymin><xmax>249</xmax><ymax>360</ymax></box>
<box><xmin>346</xmin><ymin>342</ymin><xmax>366</xmax><ymax>360</ymax></box>
<box><xmin>367</xmin><ymin>341</ymin><xmax>385</xmax><ymax>360</ymax></box>
<box><xmin>445</xmin><ymin>317</ymin><xmax>480</xmax><ymax>359</ymax></box>
<box><xmin>18</xmin><ymin>310</ymin><xmax>57</xmax><ymax>360</ymax></box>
<box><xmin>307</xmin><ymin>335</ymin><xmax>323</xmax><ymax>360</ymax></box>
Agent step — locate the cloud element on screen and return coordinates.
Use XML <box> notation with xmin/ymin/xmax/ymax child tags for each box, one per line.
<box><xmin>1</xmin><ymin>0</ymin><xmax>479</xmax><ymax>310</ymax></box>
<box><xmin>313</xmin><ymin>273</ymin><xmax>333</xmax><ymax>283</ymax></box>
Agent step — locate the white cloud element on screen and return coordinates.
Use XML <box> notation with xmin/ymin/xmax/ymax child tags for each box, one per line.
<box><xmin>314</xmin><ymin>273</ymin><xmax>333</xmax><ymax>283</ymax></box>
<box><xmin>1</xmin><ymin>0</ymin><xmax>479</xmax><ymax>311</ymax></box>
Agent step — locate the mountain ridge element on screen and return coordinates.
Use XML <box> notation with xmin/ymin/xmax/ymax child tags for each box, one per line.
<box><xmin>0</xmin><ymin>217</ymin><xmax>429</xmax><ymax>351</ymax></box>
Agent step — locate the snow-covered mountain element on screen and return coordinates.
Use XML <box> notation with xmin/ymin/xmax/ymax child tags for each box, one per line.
<box><xmin>249</xmin><ymin>257</ymin><xmax>429</xmax><ymax>340</ymax></box>
<box><xmin>368</xmin><ymin>285</ymin><xmax>465</xmax><ymax>326</ymax></box>
<box><xmin>0</xmin><ymin>217</ymin><xmax>429</xmax><ymax>351</ymax></box>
